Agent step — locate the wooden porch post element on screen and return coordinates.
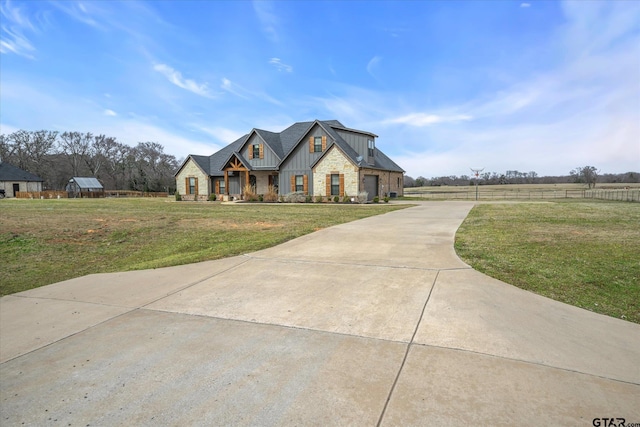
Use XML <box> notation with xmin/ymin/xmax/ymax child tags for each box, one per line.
<box><xmin>245</xmin><ymin>170</ymin><xmax>249</xmax><ymax>189</ymax></box>
<box><xmin>224</xmin><ymin>171</ymin><xmax>229</xmax><ymax>196</ymax></box>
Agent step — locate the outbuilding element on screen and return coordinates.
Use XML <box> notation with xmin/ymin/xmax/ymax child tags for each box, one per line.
<box><xmin>0</xmin><ymin>162</ymin><xmax>44</xmax><ymax>198</ymax></box>
<box><xmin>66</xmin><ymin>177</ymin><xmax>104</xmax><ymax>198</ymax></box>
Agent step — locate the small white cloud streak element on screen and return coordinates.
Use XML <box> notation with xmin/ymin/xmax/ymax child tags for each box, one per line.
<box><xmin>367</xmin><ymin>55</ymin><xmax>382</xmax><ymax>78</ymax></box>
<box><xmin>385</xmin><ymin>113</ymin><xmax>473</xmax><ymax>127</ymax></box>
<box><xmin>269</xmin><ymin>57</ymin><xmax>292</xmax><ymax>72</ymax></box>
<box><xmin>221</xmin><ymin>77</ymin><xmax>283</xmax><ymax>106</ymax></box>
<box><xmin>49</xmin><ymin>1</ymin><xmax>103</xmax><ymax>29</ymax></box>
<box><xmin>253</xmin><ymin>1</ymin><xmax>279</xmax><ymax>42</ymax></box>
<box><xmin>520</xmin><ymin>3</ymin><xmax>531</xmax><ymax>8</ymax></box>
<box><xmin>192</xmin><ymin>125</ymin><xmax>245</xmax><ymax>145</ymax></box>
<box><xmin>104</xmin><ymin>109</ymin><xmax>117</xmax><ymax>116</ymax></box>
<box><xmin>0</xmin><ymin>0</ymin><xmax>36</xmax><ymax>58</ymax></box>
<box><xmin>154</xmin><ymin>63</ymin><xmax>214</xmax><ymax>98</ymax></box>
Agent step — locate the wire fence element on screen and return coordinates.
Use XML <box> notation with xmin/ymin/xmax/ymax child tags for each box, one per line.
<box><xmin>404</xmin><ymin>189</ymin><xmax>640</xmax><ymax>202</ymax></box>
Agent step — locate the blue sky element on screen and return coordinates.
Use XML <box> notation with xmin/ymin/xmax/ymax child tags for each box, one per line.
<box><xmin>1</xmin><ymin>0</ymin><xmax>638</xmax><ymax>178</ymax></box>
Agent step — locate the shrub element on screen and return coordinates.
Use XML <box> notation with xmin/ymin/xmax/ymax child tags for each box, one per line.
<box><xmin>175</xmin><ymin>193</ymin><xmax>182</xmax><ymax>201</ymax></box>
<box><xmin>333</xmin><ymin>196</ymin><xmax>339</xmax><ymax>203</ymax></box>
<box><xmin>285</xmin><ymin>192</ymin><xmax>306</xmax><ymax>203</ymax></box>
<box><xmin>258</xmin><ymin>194</ymin><xmax>264</xmax><ymax>202</ymax></box>
<box><xmin>373</xmin><ymin>196</ymin><xmax>379</xmax><ymax>203</ymax></box>
<box><xmin>305</xmin><ymin>195</ymin><xmax>313</xmax><ymax>203</ymax></box>
<box><xmin>315</xmin><ymin>195</ymin><xmax>323</xmax><ymax>203</ymax></box>
<box><xmin>264</xmin><ymin>185</ymin><xmax>279</xmax><ymax>202</ymax></box>
<box><xmin>383</xmin><ymin>196</ymin><xmax>389</xmax><ymax>203</ymax></box>
<box><xmin>208</xmin><ymin>194</ymin><xmax>217</xmax><ymax>201</ymax></box>
<box><xmin>242</xmin><ymin>184</ymin><xmax>258</xmax><ymax>201</ymax></box>
<box><xmin>279</xmin><ymin>195</ymin><xmax>285</xmax><ymax>203</ymax></box>
<box><xmin>356</xmin><ymin>191</ymin><xmax>368</xmax><ymax>204</ymax></box>
<box><xmin>342</xmin><ymin>195</ymin><xmax>350</xmax><ymax>203</ymax></box>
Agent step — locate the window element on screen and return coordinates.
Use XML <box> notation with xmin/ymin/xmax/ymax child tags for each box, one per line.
<box><xmin>252</xmin><ymin>144</ymin><xmax>260</xmax><ymax>159</ymax></box>
<box><xmin>314</xmin><ymin>137</ymin><xmax>322</xmax><ymax>152</ymax></box>
<box><xmin>331</xmin><ymin>174</ymin><xmax>340</xmax><ymax>196</ymax></box>
<box><xmin>295</xmin><ymin>175</ymin><xmax>304</xmax><ymax>192</ymax></box>
<box><xmin>189</xmin><ymin>177</ymin><xmax>196</xmax><ymax>195</ymax></box>
<box><xmin>368</xmin><ymin>139</ymin><xmax>375</xmax><ymax>157</ymax></box>
<box><xmin>219</xmin><ymin>179</ymin><xmax>225</xmax><ymax>194</ymax></box>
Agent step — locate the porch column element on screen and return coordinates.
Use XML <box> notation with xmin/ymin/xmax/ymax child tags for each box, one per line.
<box><xmin>245</xmin><ymin>170</ymin><xmax>249</xmax><ymax>189</ymax></box>
<box><xmin>224</xmin><ymin>171</ymin><xmax>229</xmax><ymax>195</ymax></box>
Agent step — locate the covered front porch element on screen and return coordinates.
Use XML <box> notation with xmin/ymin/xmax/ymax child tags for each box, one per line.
<box><xmin>215</xmin><ymin>154</ymin><xmax>278</xmax><ymax>200</ymax></box>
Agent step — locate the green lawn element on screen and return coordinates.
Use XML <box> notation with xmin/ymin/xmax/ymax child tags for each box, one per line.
<box><xmin>455</xmin><ymin>201</ymin><xmax>640</xmax><ymax>323</ymax></box>
<box><xmin>0</xmin><ymin>198</ymin><xmax>408</xmax><ymax>296</ymax></box>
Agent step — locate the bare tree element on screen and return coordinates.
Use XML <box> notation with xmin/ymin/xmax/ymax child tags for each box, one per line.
<box><xmin>59</xmin><ymin>132</ymin><xmax>92</xmax><ymax>176</ymax></box>
<box><xmin>570</xmin><ymin>166</ymin><xmax>599</xmax><ymax>189</ymax></box>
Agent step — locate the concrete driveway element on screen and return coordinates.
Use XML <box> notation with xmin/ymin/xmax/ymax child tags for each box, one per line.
<box><xmin>1</xmin><ymin>202</ymin><xmax>639</xmax><ymax>426</ymax></box>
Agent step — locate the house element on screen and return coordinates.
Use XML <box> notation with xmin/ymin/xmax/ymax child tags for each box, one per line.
<box><xmin>175</xmin><ymin>120</ymin><xmax>404</xmax><ymax>201</ymax></box>
<box><xmin>0</xmin><ymin>162</ymin><xmax>44</xmax><ymax>198</ymax></box>
<box><xmin>66</xmin><ymin>177</ymin><xmax>104</xmax><ymax>198</ymax></box>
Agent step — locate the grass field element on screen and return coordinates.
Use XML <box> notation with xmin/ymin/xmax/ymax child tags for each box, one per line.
<box><xmin>455</xmin><ymin>201</ymin><xmax>640</xmax><ymax>323</ymax></box>
<box><xmin>0</xmin><ymin>198</ymin><xmax>408</xmax><ymax>296</ymax></box>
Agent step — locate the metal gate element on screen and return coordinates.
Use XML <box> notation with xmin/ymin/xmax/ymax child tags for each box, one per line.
<box><xmin>363</xmin><ymin>175</ymin><xmax>378</xmax><ymax>201</ymax></box>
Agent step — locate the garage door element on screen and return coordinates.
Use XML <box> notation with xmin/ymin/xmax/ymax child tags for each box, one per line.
<box><xmin>363</xmin><ymin>175</ymin><xmax>378</xmax><ymax>201</ymax></box>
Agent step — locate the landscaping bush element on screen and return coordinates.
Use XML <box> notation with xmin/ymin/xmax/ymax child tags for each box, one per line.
<box><xmin>285</xmin><ymin>192</ymin><xmax>307</xmax><ymax>203</ymax></box>
<box><xmin>258</xmin><ymin>194</ymin><xmax>264</xmax><ymax>202</ymax></box>
<box><xmin>242</xmin><ymin>184</ymin><xmax>258</xmax><ymax>201</ymax></box>
<box><xmin>356</xmin><ymin>191</ymin><xmax>368</xmax><ymax>204</ymax></box>
<box><xmin>175</xmin><ymin>193</ymin><xmax>182</xmax><ymax>201</ymax></box>
<box><xmin>305</xmin><ymin>195</ymin><xmax>313</xmax><ymax>203</ymax></box>
<box><xmin>208</xmin><ymin>194</ymin><xmax>217</xmax><ymax>201</ymax></box>
<box><xmin>342</xmin><ymin>195</ymin><xmax>351</xmax><ymax>203</ymax></box>
<box><xmin>333</xmin><ymin>196</ymin><xmax>339</xmax><ymax>203</ymax></box>
<box><xmin>264</xmin><ymin>185</ymin><xmax>279</xmax><ymax>202</ymax></box>
<box><xmin>373</xmin><ymin>196</ymin><xmax>379</xmax><ymax>203</ymax></box>
<box><xmin>315</xmin><ymin>195</ymin><xmax>323</xmax><ymax>203</ymax></box>
<box><xmin>383</xmin><ymin>196</ymin><xmax>389</xmax><ymax>203</ymax></box>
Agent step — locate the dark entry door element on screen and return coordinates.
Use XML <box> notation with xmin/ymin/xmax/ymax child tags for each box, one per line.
<box><xmin>363</xmin><ymin>175</ymin><xmax>378</xmax><ymax>201</ymax></box>
<box><xmin>12</xmin><ymin>183</ymin><xmax>19</xmax><ymax>197</ymax></box>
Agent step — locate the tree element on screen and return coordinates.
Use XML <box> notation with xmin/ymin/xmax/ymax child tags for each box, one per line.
<box><xmin>59</xmin><ymin>132</ymin><xmax>92</xmax><ymax>176</ymax></box>
<box><xmin>570</xmin><ymin>166</ymin><xmax>599</xmax><ymax>189</ymax></box>
<box><xmin>403</xmin><ymin>175</ymin><xmax>416</xmax><ymax>188</ymax></box>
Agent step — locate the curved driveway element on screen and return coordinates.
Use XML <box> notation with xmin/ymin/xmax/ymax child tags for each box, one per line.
<box><xmin>1</xmin><ymin>202</ymin><xmax>639</xmax><ymax>425</ymax></box>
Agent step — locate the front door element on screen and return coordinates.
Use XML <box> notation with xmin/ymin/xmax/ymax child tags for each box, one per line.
<box><xmin>12</xmin><ymin>183</ymin><xmax>20</xmax><ymax>197</ymax></box>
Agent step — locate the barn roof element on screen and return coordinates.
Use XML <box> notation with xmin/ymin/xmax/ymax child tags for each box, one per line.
<box><xmin>69</xmin><ymin>177</ymin><xmax>103</xmax><ymax>189</ymax></box>
<box><xmin>0</xmin><ymin>162</ymin><xmax>44</xmax><ymax>182</ymax></box>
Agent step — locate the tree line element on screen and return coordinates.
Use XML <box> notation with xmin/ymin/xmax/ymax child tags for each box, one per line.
<box><xmin>404</xmin><ymin>167</ymin><xmax>639</xmax><ymax>188</ymax></box>
<box><xmin>0</xmin><ymin>130</ymin><xmax>181</xmax><ymax>192</ymax></box>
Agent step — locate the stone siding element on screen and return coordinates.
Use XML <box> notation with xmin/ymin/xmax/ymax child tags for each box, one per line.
<box><xmin>312</xmin><ymin>147</ymin><xmax>359</xmax><ymax>196</ymax></box>
<box><xmin>175</xmin><ymin>159</ymin><xmax>209</xmax><ymax>201</ymax></box>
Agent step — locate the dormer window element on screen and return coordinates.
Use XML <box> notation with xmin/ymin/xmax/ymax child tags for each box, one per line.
<box><xmin>252</xmin><ymin>144</ymin><xmax>260</xmax><ymax>159</ymax></box>
<box><xmin>368</xmin><ymin>139</ymin><xmax>375</xmax><ymax>157</ymax></box>
<box><xmin>314</xmin><ymin>137</ymin><xmax>322</xmax><ymax>152</ymax></box>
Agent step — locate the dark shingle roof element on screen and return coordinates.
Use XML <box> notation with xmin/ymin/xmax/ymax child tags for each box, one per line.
<box><xmin>208</xmin><ymin>135</ymin><xmax>248</xmax><ymax>176</ymax></box>
<box><xmin>0</xmin><ymin>162</ymin><xmax>43</xmax><ymax>182</ymax></box>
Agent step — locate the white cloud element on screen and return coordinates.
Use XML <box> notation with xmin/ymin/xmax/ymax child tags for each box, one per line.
<box><xmin>366</xmin><ymin>55</ymin><xmax>382</xmax><ymax>78</ymax></box>
<box><xmin>153</xmin><ymin>63</ymin><xmax>214</xmax><ymax>98</ymax></box>
<box><xmin>221</xmin><ymin>77</ymin><xmax>283</xmax><ymax>106</ymax></box>
<box><xmin>103</xmin><ymin>109</ymin><xmax>117</xmax><ymax>116</ymax></box>
<box><xmin>520</xmin><ymin>3</ymin><xmax>531</xmax><ymax>8</ymax></box>
<box><xmin>49</xmin><ymin>1</ymin><xmax>104</xmax><ymax>29</ymax></box>
<box><xmin>0</xmin><ymin>0</ymin><xmax>36</xmax><ymax>58</ymax></box>
<box><xmin>253</xmin><ymin>1</ymin><xmax>279</xmax><ymax>42</ymax></box>
<box><xmin>385</xmin><ymin>113</ymin><xmax>473</xmax><ymax>127</ymax></box>
<box><xmin>192</xmin><ymin>124</ymin><xmax>245</xmax><ymax>144</ymax></box>
<box><xmin>269</xmin><ymin>57</ymin><xmax>292</xmax><ymax>72</ymax></box>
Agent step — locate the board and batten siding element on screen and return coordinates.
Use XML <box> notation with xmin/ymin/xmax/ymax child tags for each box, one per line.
<box><xmin>312</xmin><ymin>146</ymin><xmax>359</xmax><ymax>197</ymax></box>
<box><xmin>176</xmin><ymin>158</ymin><xmax>209</xmax><ymax>200</ymax></box>
<box><xmin>241</xmin><ymin>134</ymin><xmax>279</xmax><ymax>168</ymax></box>
<box><xmin>334</xmin><ymin>130</ymin><xmax>375</xmax><ymax>165</ymax></box>
<box><xmin>279</xmin><ymin>123</ymin><xmax>333</xmax><ymax>195</ymax></box>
